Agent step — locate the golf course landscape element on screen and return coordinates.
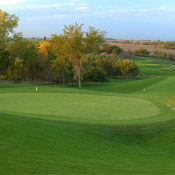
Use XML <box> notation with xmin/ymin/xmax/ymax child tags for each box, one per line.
<box><xmin>1</xmin><ymin>56</ymin><xmax>175</xmax><ymax>174</ymax></box>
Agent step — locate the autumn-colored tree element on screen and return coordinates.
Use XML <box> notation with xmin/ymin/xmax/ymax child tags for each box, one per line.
<box><xmin>38</xmin><ymin>40</ymin><xmax>49</xmax><ymax>67</ymax></box>
<box><xmin>0</xmin><ymin>9</ymin><xmax>19</xmax><ymax>48</ymax></box>
<box><xmin>9</xmin><ymin>38</ymin><xmax>38</xmax><ymax>80</ymax></box>
<box><xmin>0</xmin><ymin>10</ymin><xmax>19</xmax><ymax>78</ymax></box>
<box><xmin>50</xmin><ymin>34</ymin><xmax>70</xmax><ymax>86</ymax></box>
<box><xmin>37</xmin><ymin>40</ymin><xmax>50</xmax><ymax>80</ymax></box>
<box><xmin>7</xmin><ymin>33</ymin><xmax>24</xmax><ymax>77</ymax></box>
<box><xmin>26</xmin><ymin>41</ymin><xmax>38</xmax><ymax>80</ymax></box>
<box><xmin>0</xmin><ymin>16</ymin><xmax>140</xmax><ymax>83</ymax></box>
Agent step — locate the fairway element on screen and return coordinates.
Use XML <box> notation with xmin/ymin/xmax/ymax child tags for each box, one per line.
<box><xmin>1</xmin><ymin>57</ymin><xmax>175</xmax><ymax>174</ymax></box>
<box><xmin>0</xmin><ymin>93</ymin><xmax>160</xmax><ymax>123</ymax></box>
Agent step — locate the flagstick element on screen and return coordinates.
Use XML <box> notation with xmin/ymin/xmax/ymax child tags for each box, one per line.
<box><xmin>36</xmin><ymin>86</ymin><xmax>38</xmax><ymax>103</ymax></box>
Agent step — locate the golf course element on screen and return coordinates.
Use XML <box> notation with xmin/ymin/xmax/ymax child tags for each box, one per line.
<box><xmin>1</xmin><ymin>56</ymin><xmax>175</xmax><ymax>174</ymax></box>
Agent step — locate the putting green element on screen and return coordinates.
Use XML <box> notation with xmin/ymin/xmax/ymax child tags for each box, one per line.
<box><xmin>0</xmin><ymin>93</ymin><xmax>159</xmax><ymax>123</ymax></box>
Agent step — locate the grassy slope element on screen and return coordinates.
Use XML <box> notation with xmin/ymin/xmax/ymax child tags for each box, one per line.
<box><xmin>1</xmin><ymin>57</ymin><xmax>175</xmax><ymax>174</ymax></box>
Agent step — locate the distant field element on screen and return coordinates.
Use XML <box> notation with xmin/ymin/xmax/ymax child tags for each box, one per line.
<box><xmin>108</xmin><ymin>42</ymin><xmax>175</xmax><ymax>55</ymax></box>
<box><xmin>1</xmin><ymin>57</ymin><xmax>175</xmax><ymax>174</ymax></box>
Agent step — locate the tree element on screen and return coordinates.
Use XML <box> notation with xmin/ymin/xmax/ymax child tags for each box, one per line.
<box><xmin>0</xmin><ymin>9</ymin><xmax>19</xmax><ymax>48</ymax></box>
<box><xmin>25</xmin><ymin>41</ymin><xmax>38</xmax><ymax>80</ymax></box>
<box><xmin>50</xmin><ymin>34</ymin><xmax>70</xmax><ymax>86</ymax></box>
<box><xmin>0</xmin><ymin>10</ymin><xmax>19</xmax><ymax>77</ymax></box>
<box><xmin>0</xmin><ymin>48</ymin><xmax>9</xmax><ymax>77</ymax></box>
<box><xmin>63</xmin><ymin>23</ymin><xmax>84</xmax><ymax>88</ymax></box>
<box><xmin>37</xmin><ymin>40</ymin><xmax>50</xmax><ymax>80</ymax></box>
<box><xmin>9</xmin><ymin>38</ymin><xmax>38</xmax><ymax>80</ymax></box>
<box><xmin>7</xmin><ymin>33</ymin><xmax>24</xmax><ymax>77</ymax></box>
<box><xmin>84</xmin><ymin>26</ymin><xmax>105</xmax><ymax>54</ymax></box>
<box><xmin>63</xmin><ymin>23</ymin><xmax>105</xmax><ymax>88</ymax></box>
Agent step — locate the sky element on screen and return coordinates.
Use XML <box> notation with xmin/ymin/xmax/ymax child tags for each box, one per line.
<box><xmin>1</xmin><ymin>0</ymin><xmax>175</xmax><ymax>40</ymax></box>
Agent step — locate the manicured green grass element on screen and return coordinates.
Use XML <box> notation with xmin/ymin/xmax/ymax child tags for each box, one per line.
<box><xmin>1</xmin><ymin>56</ymin><xmax>175</xmax><ymax>174</ymax></box>
<box><xmin>0</xmin><ymin>93</ymin><xmax>160</xmax><ymax>124</ymax></box>
<box><xmin>134</xmin><ymin>56</ymin><xmax>175</xmax><ymax>76</ymax></box>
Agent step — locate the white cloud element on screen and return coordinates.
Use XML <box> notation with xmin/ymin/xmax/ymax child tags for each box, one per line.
<box><xmin>26</xmin><ymin>4</ymin><xmax>63</xmax><ymax>9</ymax></box>
<box><xmin>158</xmin><ymin>6</ymin><xmax>175</xmax><ymax>12</ymax></box>
<box><xmin>4</xmin><ymin>3</ymin><xmax>64</xmax><ymax>11</ymax></box>
<box><xmin>76</xmin><ymin>6</ymin><xmax>89</xmax><ymax>10</ymax></box>
<box><xmin>68</xmin><ymin>0</ymin><xmax>81</xmax><ymax>6</ymax></box>
<box><xmin>92</xmin><ymin>9</ymin><xmax>133</xmax><ymax>16</ymax></box>
<box><xmin>69</xmin><ymin>2</ymin><xmax>75</xmax><ymax>5</ymax></box>
<box><xmin>92</xmin><ymin>11</ymin><xmax>113</xmax><ymax>16</ymax></box>
<box><xmin>48</xmin><ymin>4</ymin><xmax>63</xmax><ymax>8</ymax></box>
<box><xmin>92</xmin><ymin>8</ymin><xmax>155</xmax><ymax>16</ymax></box>
<box><xmin>0</xmin><ymin>0</ymin><xmax>23</xmax><ymax>5</ymax></box>
<box><xmin>137</xmin><ymin>9</ymin><xmax>153</xmax><ymax>12</ymax></box>
<box><xmin>53</xmin><ymin>15</ymin><xmax>67</xmax><ymax>18</ymax></box>
<box><xmin>25</xmin><ymin>14</ymin><xmax>67</xmax><ymax>22</ymax></box>
<box><xmin>26</xmin><ymin>5</ymin><xmax>37</xmax><ymax>9</ymax></box>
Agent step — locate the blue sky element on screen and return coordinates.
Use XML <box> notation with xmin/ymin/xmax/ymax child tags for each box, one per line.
<box><xmin>1</xmin><ymin>0</ymin><xmax>175</xmax><ymax>40</ymax></box>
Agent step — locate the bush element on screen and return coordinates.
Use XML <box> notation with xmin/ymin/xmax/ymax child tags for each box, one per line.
<box><xmin>113</xmin><ymin>59</ymin><xmax>140</xmax><ymax>77</ymax></box>
<box><xmin>162</xmin><ymin>52</ymin><xmax>168</xmax><ymax>59</ymax></box>
<box><xmin>102</xmin><ymin>44</ymin><xmax>123</xmax><ymax>55</ymax></box>
<box><xmin>83</xmin><ymin>66</ymin><xmax>107</xmax><ymax>82</ymax></box>
<box><xmin>0</xmin><ymin>75</ymin><xmax>5</xmax><ymax>81</ymax></box>
<box><xmin>134</xmin><ymin>48</ymin><xmax>150</xmax><ymax>57</ymax></box>
<box><xmin>167</xmin><ymin>54</ymin><xmax>175</xmax><ymax>61</ymax></box>
<box><xmin>8</xmin><ymin>76</ymin><xmax>22</xmax><ymax>83</ymax></box>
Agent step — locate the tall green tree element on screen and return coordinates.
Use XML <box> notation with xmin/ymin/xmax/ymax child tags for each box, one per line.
<box><xmin>63</xmin><ymin>23</ymin><xmax>105</xmax><ymax>88</ymax></box>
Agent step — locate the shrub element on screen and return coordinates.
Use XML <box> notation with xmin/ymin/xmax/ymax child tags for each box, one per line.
<box><xmin>8</xmin><ymin>76</ymin><xmax>22</xmax><ymax>83</ymax></box>
<box><xmin>134</xmin><ymin>48</ymin><xmax>150</xmax><ymax>57</ymax></box>
<box><xmin>162</xmin><ymin>52</ymin><xmax>168</xmax><ymax>59</ymax></box>
<box><xmin>113</xmin><ymin>59</ymin><xmax>140</xmax><ymax>77</ymax></box>
<box><xmin>102</xmin><ymin>44</ymin><xmax>123</xmax><ymax>55</ymax></box>
<box><xmin>167</xmin><ymin>54</ymin><xmax>175</xmax><ymax>61</ymax></box>
<box><xmin>0</xmin><ymin>75</ymin><xmax>5</xmax><ymax>81</ymax></box>
<box><xmin>83</xmin><ymin>66</ymin><xmax>107</xmax><ymax>82</ymax></box>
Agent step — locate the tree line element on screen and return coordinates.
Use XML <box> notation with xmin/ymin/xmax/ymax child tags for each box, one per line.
<box><xmin>0</xmin><ymin>10</ymin><xmax>140</xmax><ymax>88</ymax></box>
